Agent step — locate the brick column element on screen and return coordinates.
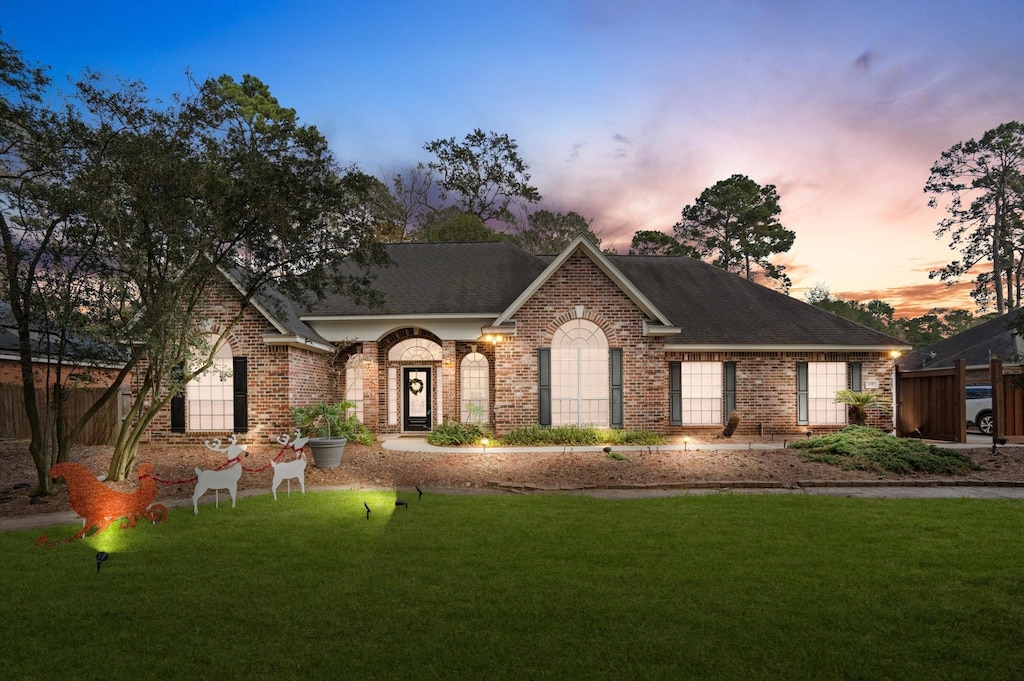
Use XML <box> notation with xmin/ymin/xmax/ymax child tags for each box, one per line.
<box><xmin>442</xmin><ymin>340</ymin><xmax>458</xmax><ymax>422</ymax></box>
<box><xmin>361</xmin><ymin>341</ymin><xmax>379</xmax><ymax>432</ymax></box>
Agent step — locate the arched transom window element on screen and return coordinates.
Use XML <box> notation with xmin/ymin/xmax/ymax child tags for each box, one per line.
<box><xmin>460</xmin><ymin>352</ymin><xmax>489</xmax><ymax>423</ymax></box>
<box><xmin>551</xmin><ymin>319</ymin><xmax>608</xmax><ymax>427</ymax></box>
<box><xmin>388</xmin><ymin>338</ymin><xmax>442</xmax><ymax>362</ymax></box>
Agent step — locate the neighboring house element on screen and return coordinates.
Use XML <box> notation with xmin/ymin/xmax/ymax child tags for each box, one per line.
<box><xmin>899</xmin><ymin>307</ymin><xmax>1024</xmax><ymax>384</ymax></box>
<box><xmin>145</xmin><ymin>237</ymin><xmax>910</xmax><ymax>444</ymax></box>
<box><xmin>0</xmin><ymin>301</ymin><xmax>127</xmax><ymax>387</ymax></box>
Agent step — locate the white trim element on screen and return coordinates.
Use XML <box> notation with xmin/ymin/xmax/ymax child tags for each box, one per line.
<box><xmin>300</xmin><ymin>312</ymin><xmax>499</xmax><ymax>322</ymax></box>
<box><xmin>261</xmin><ymin>334</ymin><xmax>335</xmax><ymax>353</ymax></box>
<box><xmin>665</xmin><ymin>344</ymin><xmax>910</xmax><ymax>352</ymax></box>
<box><xmin>493</xmin><ymin>236</ymin><xmax>675</xmax><ymax>328</ymax></box>
<box><xmin>643</xmin><ymin>321</ymin><xmax>682</xmax><ymax>336</ymax></box>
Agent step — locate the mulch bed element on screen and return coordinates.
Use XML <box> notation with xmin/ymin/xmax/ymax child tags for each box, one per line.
<box><xmin>2</xmin><ymin>438</ymin><xmax>1023</xmax><ymax>520</ymax></box>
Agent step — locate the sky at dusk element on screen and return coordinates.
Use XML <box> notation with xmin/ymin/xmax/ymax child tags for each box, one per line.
<box><xmin>3</xmin><ymin>1</ymin><xmax>1022</xmax><ymax>317</ymax></box>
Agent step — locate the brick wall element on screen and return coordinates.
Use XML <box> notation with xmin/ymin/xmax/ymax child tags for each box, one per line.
<box><xmin>138</xmin><ymin>279</ymin><xmax>337</xmax><ymax>446</ymax></box>
<box><xmin>494</xmin><ymin>251</ymin><xmax>666</xmax><ymax>433</ymax></box>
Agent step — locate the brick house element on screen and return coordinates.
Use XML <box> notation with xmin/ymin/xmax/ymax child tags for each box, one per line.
<box><xmin>151</xmin><ymin>237</ymin><xmax>910</xmax><ymax>444</ymax></box>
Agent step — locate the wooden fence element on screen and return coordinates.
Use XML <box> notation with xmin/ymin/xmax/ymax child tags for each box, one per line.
<box><xmin>0</xmin><ymin>384</ymin><xmax>119</xmax><ymax>445</ymax></box>
<box><xmin>895</xmin><ymin>359</ymin><xmax>967</xmax><ymax>442</ymax></box>
<box><xmin>991</xmin><ymin>359</ymin><xmax>1024</xmax><ymax>443</ymax></box>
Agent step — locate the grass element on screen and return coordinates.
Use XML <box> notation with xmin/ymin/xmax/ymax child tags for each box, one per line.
<box><xmin>790</xmin><ymin>425</ymin><xmax>978</xmax><ymax>474</ymax></box>
<box><xmin>2</xmin><ymin>492</ymin><xmax>1022</xmax><ymax>679</ymax></box>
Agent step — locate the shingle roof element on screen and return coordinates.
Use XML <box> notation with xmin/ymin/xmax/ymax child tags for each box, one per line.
<box><xmin>304</xmin><ymin>241</ymin><xmax>549</xmax><ymax>316</ymax></box>
<box><xmin>900</xmin><ymin>307</ymin><xmax>1024</xmax><ymax>369</ymax></box>
<box><xmin>610</xmin><ymin>255</ymin><xmax>906</xmax><ymax>347</ymax></box>
<box><xmin>292</xmin><ymin>241</ymin><xmax>906</xmax><ymax>349</ymax></box>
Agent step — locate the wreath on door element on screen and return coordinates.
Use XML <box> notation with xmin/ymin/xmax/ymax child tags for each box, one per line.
<box><xmin>407</xmin><ymin>377</ymin><xmax>425</xmax><ymax>396</ymax></box>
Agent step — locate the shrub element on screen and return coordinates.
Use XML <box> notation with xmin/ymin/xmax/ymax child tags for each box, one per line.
<box><xmin>833</xmin><ymin>390</ymin><xmax>884</xmax><ymax>426</ymax></box>
<box><xmin>499</xmin><ymin>425</ymin><xmax>663</xmax><ymax>447</ymax></box>
<box><xmin>292</xmin><ymin>401</ymin><xmax>374</xmax><ymax>446</ymax></box>
<box><xmin>722</xmin><ymin>411</ymin><xmax>741</xmax><ymax>437</ymax></box>
<box><xmin>789</xmin><ymin>425</ymin><xmax>977</xmax><ymax>475</ymax></box>
<box><xmin>427</xmin><ymin>419</ymin><xmax>485</xmax><ymax>446</ymax></box>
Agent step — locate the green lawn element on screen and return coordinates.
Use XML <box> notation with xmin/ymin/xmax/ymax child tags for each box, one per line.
<box><xmin>2</xmin><ymin>492</ymin><xmax>1022</xmax><ymax>680</ymax></box>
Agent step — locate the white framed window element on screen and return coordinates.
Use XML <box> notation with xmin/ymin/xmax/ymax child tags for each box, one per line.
<box><xmin>808</xmin><ymin>361</ymin><xmax>847</xmax><ymax>424</ymax></box>
<box><xmin>187</xmin><ymin>339</ymin><xmax>233</xmax><ymax>431</ymax></box>
<box><xmin>680</xmin><ymin>362</ymin><xmax>723</xmax><ymax>425</ymax></box>
<box><xmin>387</xmin><ymin>366</ymin><xmax>398</xmax><ymax>426</ymax></box>
<box><xmin>551</xmin><ymin>319</ymin><xmax>608</xmax><ymax>427</ymax></box>
<box><xmin>461</xmin><ymin>352</ymin><xmax>489</xmax><ymax>423</ymax></box>
<box><xmin>345</xmin><ymin>354</ymin><xmax>364</xmax><ymax>422</ymax></box>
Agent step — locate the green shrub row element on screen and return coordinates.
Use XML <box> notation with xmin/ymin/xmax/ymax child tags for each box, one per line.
<box><xmin>500</xmin><ymin>425</ymin><xmax>663</xmax><ymax>447</ymax></box>
<box><xmin>426</xmin><ymin>420</ymin><xmax>487</xmax><ymax>446</ymax></box>
<box><xmin>789</xmin><ymin>425</ymin><xmax>977</xmax><ymax>475</ymax></box>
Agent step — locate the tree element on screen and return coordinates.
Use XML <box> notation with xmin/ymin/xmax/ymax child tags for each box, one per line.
<box><xmin>925</xmin><ymin>121</ymin><xmax>1024</xmax><ymax>314</ymax></box>
<box><xmin>412</xmin><ymin>207</ymin><xmax>500</xmax><ymax>242</ymax></box>
<box><xmin>672</xmin><ymin>174</ymin><xmax>795</xmax><ymax>290</ymax></box>
<box><xmin>3</xmin><ymin>54</ymin><xmax>385</xmax><ymax>487</ymax></box>
<box><xmin>628</xmin><ymin>229</ymin><xmax>693</xmax><ymax>256</ymax></box>
<box><xmin>805</xmin><ymin>286</ymin><xmax>896</xmax><ymax>335</ymax></box>
<box><xmin>1</xmin><ymin>42</ymin><xmax>137</xmax><ymax>494</ymax></box>
<box><xmin>341</xmin><ymin>170</ymin><xmax>407</xmax><ymax>243</ymax></box>
<box><xmin>424</xmin><ymin>128</ymin><xmax>541</xmax><ymax>225</ymax></box>
<box><xmin>513</xmin><ymin>209</ymin><xmax>601</xmax><ymax>254</ymax></box>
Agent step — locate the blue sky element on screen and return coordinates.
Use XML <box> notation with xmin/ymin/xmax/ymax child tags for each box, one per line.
<box><xmin>3</xmin><ymin>0</ymin><xmax>1022</xmax><ymax>315</ymax></box>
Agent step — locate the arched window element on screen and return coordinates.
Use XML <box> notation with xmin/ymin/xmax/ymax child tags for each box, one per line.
<box><xmin>388</xmin><ymin>338</ymin><xmax>442</xmax><ymax>362</ymax></box>
<box><xmin>551</xmin><ymin>319</ymin><xmax>608</xmax><ymax>427</ymax></box>
<box><xmin>187</xmin><ymin>338</ymin><xmax>234</xmax><ymax>431</ymax></box>
<box><xmin>345</xmin><ymin>354</ymin><xmax>364</xmax><ymax>422</ymax></box>
<box><xmin>461</xmin><ymin>352</ymin><xmax>489</xmax><ymax>423</ymax></box>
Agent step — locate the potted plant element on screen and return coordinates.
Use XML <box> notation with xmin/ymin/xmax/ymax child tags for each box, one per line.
<box><xmin>291</xmin><ymin>401</ymin><xmax>354</xmax><ymax>469</ymax></box>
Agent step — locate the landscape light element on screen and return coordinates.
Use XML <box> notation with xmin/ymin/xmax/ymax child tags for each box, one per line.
<box><xmin>683</xmin><ymin>436</ymin><xmax>691</xmax><ymax>452</ymax></box>
<box><xmin>481</xmin><ymin>437</ymin><xmax>489</xmax><ymax>453</ymax></box>
<box><xmin>96</xmin><ymin>551</ymin><xmax>109</xmax><ymax>572</ymax></box>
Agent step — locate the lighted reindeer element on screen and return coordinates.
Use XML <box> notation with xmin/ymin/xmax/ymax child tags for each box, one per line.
<box><xmin>192</xmin><ymin>436</ymin><xmax>247</xmax><ymax>514</ymax></box>
<box><xmin>270</xmin><ymin>431</ymin><xmax>308</xmax><ymax>500</ymax></box>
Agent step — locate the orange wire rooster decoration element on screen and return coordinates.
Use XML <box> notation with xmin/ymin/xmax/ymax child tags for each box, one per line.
<box><xmin>36</xmin><ymin>462</ymin><xmax>168</xmax><ymax>547</ymax></box>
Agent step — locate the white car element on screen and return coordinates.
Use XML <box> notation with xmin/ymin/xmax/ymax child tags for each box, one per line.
<box><xmin>966</xmin><ymin>385</ymin><xmax>994</xmax><ymax>436</ymax></box>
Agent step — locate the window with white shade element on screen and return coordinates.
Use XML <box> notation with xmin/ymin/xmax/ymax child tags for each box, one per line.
<box><xmin>805</xmin><ymin>361</ymin><xmax>848</xmax><ymax>424</ymax></box>
<box><xmin>187</xmin><ymin>340</ymin><xmax>233</xmax><ymax>431</ymax></box>
<box><xmin>679</xmin><ymin>362</ymin><xmax>723</xmax><ymax>425</ymax></box>
<box><xmin>461</xmin><ymin>352</ymin><xmax>489</xmax><ymax>423</ymax></box>
<box><xmin>345</xmin><ymin>354</ymin><xmax>364</xmax><ymax>422</ymax></box>
<box><xmin>551</xmin><ymin>319</ymin><xmax>608</xmax><ymax>427</ymax></box>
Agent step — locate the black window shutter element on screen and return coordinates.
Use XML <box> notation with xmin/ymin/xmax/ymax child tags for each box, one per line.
<box><xmin>850</xmin><ymin>362</ymin><xmax>862</xmax><ymax>392</ymax></box>
<box><xmin>724</xmin><ymin>362</ymin><xmax>737</xmax><ymax>419</ymax></box>
<box><xmin>669</xmin><ymin>362</ymin><xmax>681</xmax><ymax>425</ymax></box>
<box><xmin>797</xmin><ymin>362</ymin><xmax>809</xmax><ymax>426</ymax></box>
<box><xmin>170</xmin><ymin>363</ymin><xmax>185</xmax><ymax>433</ymax></box>
<box><xmin>609</xmin><ymin>348</ymin><xmax>623</xmax><ymax>429</ymax></box>
<box><xmin>538</xmin><ymin>349</ymin><xmax>551</xmax><ymax>426</ymax></box>
<box><xmin>233</xmin><ymin>356</ymin><xmax>249</xmax><ymax>433</ymax></box>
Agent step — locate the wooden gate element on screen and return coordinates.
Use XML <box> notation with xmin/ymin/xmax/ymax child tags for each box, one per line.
<box><xmin>895</xmin><ymin>359</ymin><xmax>967</xmax><ymax>442</ymax></box>
<box><xmin>991</xmin><ymin>359</ymin><xmax>1024</xmax><ymax>443</ymax></box>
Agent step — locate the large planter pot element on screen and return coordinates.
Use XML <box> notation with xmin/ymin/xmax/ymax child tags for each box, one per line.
<box><xmin>307</xmin><ymin>437</ymin><xmax>347</xmax><ymax>469</ymax></box>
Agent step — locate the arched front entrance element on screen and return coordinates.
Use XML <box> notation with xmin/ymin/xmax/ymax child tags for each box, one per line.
<box><xmin>386</xmin><ymin>336</ymin><xmax>442</xmax><ymax>432</ymax></box>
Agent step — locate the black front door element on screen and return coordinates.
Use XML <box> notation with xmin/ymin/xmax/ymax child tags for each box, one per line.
<box><xmin>403</xmin><ymin>367</ymin><xmax>431</xmax><ymax>431</ymax></box>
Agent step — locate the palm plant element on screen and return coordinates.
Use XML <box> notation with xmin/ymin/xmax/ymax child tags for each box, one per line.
<box><xmin>833</xmin><ymin>390</ymin><xmax>883</xmax><ymax>426</ymax></box>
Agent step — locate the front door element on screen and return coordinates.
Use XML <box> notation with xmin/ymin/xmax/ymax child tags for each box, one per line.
<box><xmin>403</xmin><ymin>367</ymin><xmax>431</xmax><ymax>431</ymax></box>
